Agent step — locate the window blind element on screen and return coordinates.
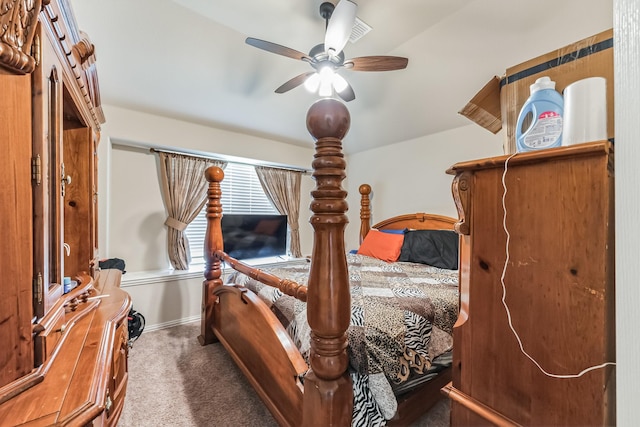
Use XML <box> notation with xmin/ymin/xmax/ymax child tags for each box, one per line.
<box><xmin>185</xmin><ymin>163</ymin><xmax>278</xmax><ymax>262</ymax></box>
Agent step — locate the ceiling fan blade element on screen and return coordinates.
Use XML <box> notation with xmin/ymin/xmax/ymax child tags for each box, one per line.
<box><xmin>336</xmin><ymin>82</ymin><xmax>356</xmax><ymax>102</ymax></box>
<box><xmin>246</xmin><ymin>37</ymin><xmax>312</xmax><ymax>62</ymax></box>
<box><xmin>344</xmin><ymin>56</ymin><xmax>409</xmax><ymax>72</ymax></box>
<box><xmin>324</xmin><ymin>0</ymin><xmax>357</xmax><ymax>55</ymax></box>
<box><xmin>275</xmin><ymin>72</ymin><xmax>316</xmax><ymax>94</ymax></box>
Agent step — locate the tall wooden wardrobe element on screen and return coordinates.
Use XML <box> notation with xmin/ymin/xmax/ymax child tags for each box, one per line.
<box><xmin>0</xmin><ymin>1</ymin><xmax>131</xmax><ymax>425</ymax></box>
<box><xmin>443</xmin><ymin>141</ymin><xmax>615</xmax><ymax>426</ymax></box>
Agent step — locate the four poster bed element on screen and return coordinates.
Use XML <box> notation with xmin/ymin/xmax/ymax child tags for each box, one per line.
<box><xmin>198</xmin><ymin>99</ymin><xmax>461</xmax><ymax>426</ymax></box>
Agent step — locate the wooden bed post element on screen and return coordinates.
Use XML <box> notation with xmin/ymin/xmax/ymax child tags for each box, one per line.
<box><xmin>359</xmin><ymin>184</ymin><xmax>372</xmax><ymax>244</ymax></box>
<box><xmin>302</xmin><ymin>98</ymin><xmax>353</xmax><ymax>426</ymax></box>
<box><xmin>197</xmin><ymin>166</ymin><xmax>225</xmax><ymax>346</ymax></box>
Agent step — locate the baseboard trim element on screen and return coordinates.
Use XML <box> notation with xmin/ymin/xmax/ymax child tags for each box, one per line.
<box><xmin>142</xmin><ymin>315</ymin><xmax>200</xmax><ymax>333</ymax></box>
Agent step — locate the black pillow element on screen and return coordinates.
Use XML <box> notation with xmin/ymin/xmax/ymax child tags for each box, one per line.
<box><xmin>398</xmin><ymin>229</ymin><xmax>459</xmax><ymax>270</ymax></box>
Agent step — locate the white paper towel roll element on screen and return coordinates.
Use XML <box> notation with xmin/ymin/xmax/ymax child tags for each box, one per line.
<box><xmin>562</xmin><ymin>77</ymin><xmax>607</xmax><ymax>146</ymax></box>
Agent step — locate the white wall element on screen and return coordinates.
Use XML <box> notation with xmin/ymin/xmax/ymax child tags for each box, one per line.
<box><xmin>344</xmin><ymin>124</ymin><xmax>504</xmax><ymax>248</ymax></box>
<box><xmin>97</xmin><ymin>105</ymin><xmax>317</xmax><ymax>328</ymax></box>
<box><xmin>614</xmin><ymin>0</ymin><xmax>640</xmax><ymax>423</ymax></box>
<box><xmin>100</xmin><ymin>105</ymin><xmax>316</xmax><ymax>272</ymax></box>
<box><xmin>123</xmin><ymin>274</ymin><xmax>203</xmax><ymax>332</ymax></box>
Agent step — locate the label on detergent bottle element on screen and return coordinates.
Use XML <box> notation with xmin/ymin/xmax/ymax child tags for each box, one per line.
<box><xmin>521</xmin><ymin>111</ymin><xmax>563</xmax><ymax>149</ymax></box>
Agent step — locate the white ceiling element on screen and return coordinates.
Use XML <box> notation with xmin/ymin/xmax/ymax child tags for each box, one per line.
<box><xmin>69</xmin><ymin>0</ymin><xmax>612</xmax><ymax>154</ymax></box>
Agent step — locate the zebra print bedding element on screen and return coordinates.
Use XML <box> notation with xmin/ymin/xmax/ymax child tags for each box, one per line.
<box><xmin>225</xmin><ymin>253</ymin><xmax>459</xmax><ymax>426</ymax></box>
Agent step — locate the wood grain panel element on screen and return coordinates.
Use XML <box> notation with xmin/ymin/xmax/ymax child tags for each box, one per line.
<box><xmin>214</xmin><ymin>285</ymin><xmax>306</xmax><ymax>426</ymax></box>
<box><xmin>448</xmin><ymin>141</ymin><xmax>615</xmax><ymax>426</ymax></box>
<box><xmin>0</xmin><ymin>73</ymin><xmax>34</xmax><ymax>388</ymax></box>
<box><xmin>63</xmin><ymin>126</ymin><xmax>93</xmax><ymax>277</ymax></box>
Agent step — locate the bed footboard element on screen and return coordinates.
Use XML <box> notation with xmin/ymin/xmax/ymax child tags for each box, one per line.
<box><xmin>212</xmin><ymin>284</ymin><xmax>307</xmax><ymax>426</ymax></box>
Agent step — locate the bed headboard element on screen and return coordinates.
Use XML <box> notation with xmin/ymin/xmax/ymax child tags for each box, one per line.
<box><xmin>359</xmin><ymin>184</ymin><xmax>456</xmax><ymax>242</ymax></box>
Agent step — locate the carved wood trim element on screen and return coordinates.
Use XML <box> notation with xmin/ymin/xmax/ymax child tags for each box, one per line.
<box><xmin>72</xmin><ymin>34</ymin><xmax>95</xmax><ymax>68</ymax></box>
<box><xmin>0</xmin><ymin>0</ymin><xmax>104</xmax><ymax>127</ymax></box>
<box><xmin>373</xmin><ymin>212</ymin><xmax>456</xmax><ymax>231</ymax></box>
<box><xmin>451</xmin><ymin>171</ymin><xmax>472</xmax><ymax>235</ymax></box>
<box><xmin>0</xmin><ymin>0</ymin><xmax>42</xmax><ymax>73</ymax></box>
<box><xmin>42</xmin><ymin>0</ymin><xmax>103</xmax><ymax>128</ymax></box>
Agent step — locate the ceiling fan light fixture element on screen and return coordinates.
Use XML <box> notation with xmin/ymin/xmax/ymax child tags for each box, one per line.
<box><xmin>317</xmin><ymin>66</ymin><xmax>335</xmax><ymax>97</ymax></box>
<box><xmin>319</xmin><ymin>80</ymin><xmax>333</xmax><ymax>97</ymax></box>
<box><xmin>318</xmin><ymin>66</ymin><xmax>334</xmax><ymax>79</ymax></box>
<box><xmin>332</xmin><ymin>73</ymin><xmax>349</xmax><ymax>94</ymax></box>
<box><xmin>304</xmin><ymin>73</ymin><xmax>321</xmax><ymax>92</ymax></box>
<box><xmin>324</xmin><ymin>0</ymin><xmax>357</xmax><ymax>56</ymax></box>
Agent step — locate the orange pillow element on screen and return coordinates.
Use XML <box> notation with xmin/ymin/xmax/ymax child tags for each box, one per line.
<box><xmin>356</xmin><ymin>229</ymin><xmax>404</xmax><ymax>262</ymax></box>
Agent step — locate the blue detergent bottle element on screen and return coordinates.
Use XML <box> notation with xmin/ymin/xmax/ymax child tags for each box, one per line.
<box><xmin>515</xmin><ymin>76</ymin><xmax>564</xmax><ymax>152</ymax></box>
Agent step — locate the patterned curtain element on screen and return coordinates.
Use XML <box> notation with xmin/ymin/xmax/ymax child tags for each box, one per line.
<box><xmin>157</xmin><ymin>151</ymin><xmax>226</xmax><ymax>269</ymax></box>
<box><xmin>255</xmin><ymin>166</ymin><xmax>303</xmax><ymax>258</ymax></box>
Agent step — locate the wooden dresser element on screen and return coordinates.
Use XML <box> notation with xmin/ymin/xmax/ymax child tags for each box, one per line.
<box><xmin>0</xmin><ymin>1</ymin><xmax>131</xmax><ymax>425</ymax></box>
<box><xmin>443</xmin><ymin>141</ymin><xmax>615</xmax><ymax>426</ymax></box>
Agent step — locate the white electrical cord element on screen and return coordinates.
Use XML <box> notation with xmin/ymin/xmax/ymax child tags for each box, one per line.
<box><xmin>500</xmin><ymin>153</ymin><xmax>615</xmax><ymax>378</ymax></box>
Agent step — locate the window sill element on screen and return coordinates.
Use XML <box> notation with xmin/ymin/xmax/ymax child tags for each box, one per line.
<box><xmin>119</xmin><ymin>256</ymin><xmax>305</xmax><ymax>288</ymax></box>
<box><xmin>120</xmin><ymin>264</ymin><xmax>205</xmax><ymax>287</ymax></box>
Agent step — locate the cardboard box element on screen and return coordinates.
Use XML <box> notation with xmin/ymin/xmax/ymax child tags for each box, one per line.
<box><xmin>460</xmin><ymin>29</ymin><xmax>614</xmax><ymax>153</ymax></box>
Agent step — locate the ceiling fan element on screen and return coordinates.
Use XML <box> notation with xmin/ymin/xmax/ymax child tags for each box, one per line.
<box><xmin>245</xmin><ymin>0</ymin><xmax>409</xmax><ymax>102</ymax></box>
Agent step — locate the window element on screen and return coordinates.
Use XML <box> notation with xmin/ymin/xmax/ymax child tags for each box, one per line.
<box><xmin>185</xmin><ymin>163</ymin><xmax>278</xmax><ymax>264</ymax></box>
